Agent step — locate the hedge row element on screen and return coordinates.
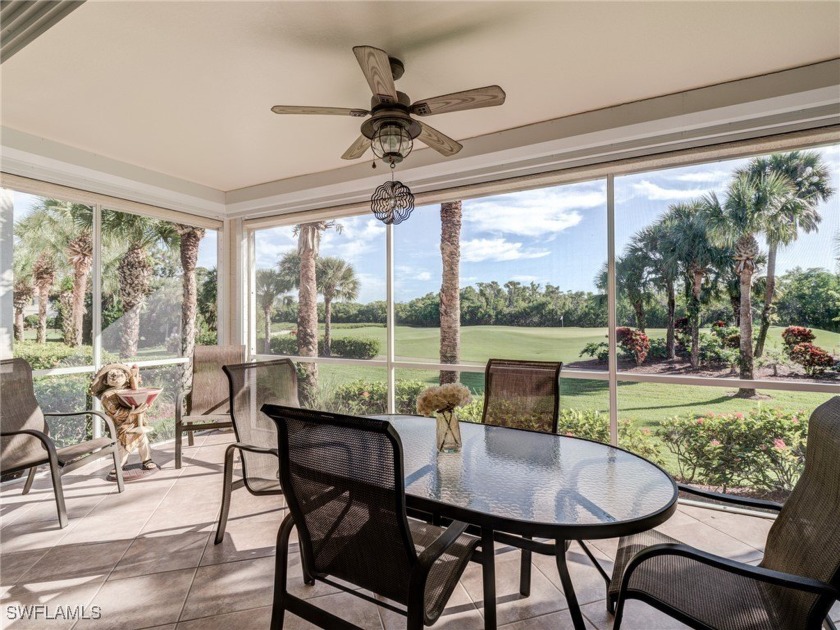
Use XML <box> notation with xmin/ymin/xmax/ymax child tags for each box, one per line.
<box><xmin>269</xmin><ymin>335</ymin><xmax>380</xmax><ymax>360</ymax></box>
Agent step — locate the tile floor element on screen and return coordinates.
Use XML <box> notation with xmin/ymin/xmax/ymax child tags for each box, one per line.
<box><xmin>2</xmin><ymin>431</ymin><xmax>838</xmax><ymax>630</ymax></box>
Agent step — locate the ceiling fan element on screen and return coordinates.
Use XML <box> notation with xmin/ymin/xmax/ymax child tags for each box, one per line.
<box><xmin>271</xmin><ymin>45</ymin><xmax>506</xmax><ymax>163</ymax></box>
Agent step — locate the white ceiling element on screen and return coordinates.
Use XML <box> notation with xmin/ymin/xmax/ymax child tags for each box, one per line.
<box><xmin>2</xmin><ymin>1</ymin><xmax>839</xmax><ymax>192</ymax></box>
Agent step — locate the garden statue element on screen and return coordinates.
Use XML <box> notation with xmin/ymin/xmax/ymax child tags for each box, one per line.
<box><xmin>90</xmin><ymin>363</ymin><xmax>159</xmax><ymax>476</ymax></box>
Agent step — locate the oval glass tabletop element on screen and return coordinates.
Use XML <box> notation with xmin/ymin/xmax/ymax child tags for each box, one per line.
<box><xmin>375</xmin><ymin>415</ymin><xmax>678</xmax><ymax>539</ymax></box>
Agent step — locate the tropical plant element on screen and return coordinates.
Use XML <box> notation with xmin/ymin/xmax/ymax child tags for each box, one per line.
<box><xmin>11</xmin><ymin>245</ymin><xmax>36</xmax><ymax>342</ymax></box>
<box><xmin>31</xmin><ymin>253</ymin><xmax>56</xmax><ymax>343</ymax></box>
<box><xmin>103</xmin><ymin>211</ymin><xmax>177</xmax><ymax>358</ymax></box>
<box><xmin>316</xmin><ymin>256</ymin><xmax>359</xmax><ymax>356</ymax></box>
<box><xmin>256</xmin><ymin>268</ymin><xmax>293</xmax><ymax>353</ymax></box>
<box><xmin>704</xmin><ymin>170</ymin><xmax>798</xmax><ymax>396</ymax></box>
<box><xmin>174</xmin><ymin>224</ymin><xmax>205</xmax><ymax>391</ymax></box>
<box><xmin>744</xmin><ymin>152</ymin><xmax>832</xmax><ymax>358</ymax></box>
<box><xmin>439</xmin><ymin>201</ymin><xmax>462</xmax><ymax>384</ymax></box>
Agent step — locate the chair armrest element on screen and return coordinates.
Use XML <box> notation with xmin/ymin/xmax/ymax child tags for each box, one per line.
<box><xmin>678</xmin><ymin>483</ymin><xmax>783</xmax><ymax>512</ymax></box>
<box><xmin>620</xmin><ymin>542</ymin><xmax>838</xmax><ymax>599</ymax></box>
<box><xmin>231</xmin><ymin>442</ymin><xmax>278</xmax><ymax>457</ymax></box>
<box><xmin>417</xmin><ymin>520</ymin><xmax>471</xmax><ymax>570</ymax></box>
<box><xmin>44</xmin><ymin>410</ymin><xmax>120</xmax><ymax>442</ymax></box>
<box><xmin>175</xmin><ymin>390</ymin><xmax>191</xmax><ymax>420</ymax></box>
<box><xmin>0</xmin><ymin>428</ymin><xmax>59</xmax><ymax>459</ymax></box>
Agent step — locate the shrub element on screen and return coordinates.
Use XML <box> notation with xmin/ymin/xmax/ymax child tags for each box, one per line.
<box><xmin>647</xmin><ymin>338</ymin><xmax>669</xmax><ymax>361</ymax></box>
<box><xmin>755</xmin><ymin>348</ymin><xmax>790</xmax><ymax>377</ymax></box>
<box><xmin>13</xmin><ymin>341</ymin><xmax>117</xmax><ymax>370</ymax></box>
<box><xmin>788</xmin><ymin>342</ymin><xmax>835</xmax><ymax>376</ymax></box>
<box><xmin>329</xmin><ymin>337</ymin><xmax>380</xmax><ymax>359</ymax></box>
<box><xmin>782</xmin><ymin>326</ymin><xmax>816</xmax><ymax>349</ymax></box>
<box><xmin>579</xmin><ymin>341</ymin><xmax>609</xmax><ymax>362</ymax></box>
<box><xmin>555</xmin><ymin>408</ymin><xmax>662</xmax><ymax>464</ymax></box>
<box><xmin>710</xmin><ymin>324</ymin><xmax>740</xmax><ymax>349</ymax></box>
<box><xmin>698</xmin><ymin>333</ymin><xmax>739</xmax><ymax>368</ymax></box>
<box><xmin>658</xmin><ymin>407</ymin><xmax>808</xmax><ymax>493</ymax></box>
<box><xmin>616</xmin><ymin>327</ymin><xmax>650</xmax><ymax>365</ymax></box>
<box><xmin>330</xmin><ymin>380</ymin><xmax>426</xmax><ymax>416</ymax></box>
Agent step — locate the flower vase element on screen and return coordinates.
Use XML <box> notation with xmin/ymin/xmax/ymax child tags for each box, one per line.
<box><xmin>435</xmin><ymin>410</ymin><xmax>462</xmax><ymax>453</ymax></box>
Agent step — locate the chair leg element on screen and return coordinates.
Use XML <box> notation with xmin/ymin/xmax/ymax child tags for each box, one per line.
<box><xmin>22</xmin><ymin>466</ymin><xmax>37</xmax><ymax>495</ymax></box>
<box><xmin>214</xmin><ymin>444</ymin><xmax>237</xmax><ymax>545</ymax></box>
<box><xmin>613</xmin><ymin>593</ymin><xmax>626</xmax><ymax>629</ymax></box>
<box><xmin>271</xmin><ymin>513</ymin><xmax>296</xmax><ymax>630</ymax></box>
<box><xmin>112</xmin><ymin>448</ymin><xmax>125</xmax><ymax>492</ymax></box>
<box><xmin>175</xmin><ymin>422</ymin><xmax>183</xmax><ymax>469</ymax></box>
<box><xmin>49</xmin><ymin>464</ymin><xmax>68</xmax><ymax>529</ymax></box>
<box><xmin>188</xmin><ymin>431</ymin><xmax>195</xmax><ymax>447</ymax></box>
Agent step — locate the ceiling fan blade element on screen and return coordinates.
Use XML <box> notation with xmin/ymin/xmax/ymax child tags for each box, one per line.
<box><xmin>341</xmin><ymin>135</ymin><xmax>370</xmax><ymax>160</ymax></box>
<box><xmin>417</xmin><ymin>121</ymin><xmax>463</xmax><ymax>156</ymax></box>
<box><xmin>271</xmin><ymin>105</ymin><xmax>368</xmax><ymax>117</ymax></box>
<box><xmin>352</xmin><ymin>45</ymin><xmax>397</xmax><ymax>104</ymax></box>
<box><xmin>411</xmin><ymin>85</ymin><xmax>506</xmax><ymax>116</ymax></box>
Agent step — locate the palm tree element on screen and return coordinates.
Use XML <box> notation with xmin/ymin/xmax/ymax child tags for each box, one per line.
<box><xmin>631</xmin><ymin>222</ymin><xmax>680</xmax><ymax>358</ymax></box>
<box><xmin>12</xmin><ymin>247</ymin><xmax>36</xmax><ymax>342</ymax></box>
<box><xmin>598</xmin><ymin>248</ymin><xmax>652</xmax><ymax>332</ymax></box>
<box><xmin>175</xmin><ymin>224</ymin><xmax>206</xmax><ymax>391</ymax></box>
<box><xmin>744</xmin><ymin>151</ymin><xmax>833</xmax><ymax>357</ymax></box>
<box><xmin>32</xmin><ymin>252</ymin><xmax>56</xmax><ymax>343</ymax></box>
<box><xmin>103</xmin><ymin>211</ymin><xmax>177</xmax><ymax>358</ymax></box>
<box><xmin>667</xmin><ymin>202</ymin><xmax>728</xmax><ymax>367</ymax></box>
<box><xmin>293</xmin><ymin>221</ymin><xmax>340</xmax><ymax>401</ymax></box>
<box><xmin>13</xmin><ymin>200</ymin><xmax>93</xmax><ymax>346</ymax></box>
<box><xmin>256</xmin><ymin>268</ymin><xmax>293</xmax><ymax>354</ymax></box>
<box><xmin>317</xmin><ymin>257</ymin><xmax>359</xmax><ymax>356</ymax></box>
<box><xmin>704</xmin><ymin>171</ymin><xmax>798</xmax><ymax>396</ymax></box>
<box><xmin>440</xmin><ymin>201</ymin><xmax>462</xmax><ymax>385</ymax></box>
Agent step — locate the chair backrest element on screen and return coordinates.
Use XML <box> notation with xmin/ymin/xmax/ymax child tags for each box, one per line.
<box><xmin>481</xmin><ymin>359</ymin><xmax>562</xmax><ymax>433</ymax></box>
<box><xmin>0</xmin><ymin>358</ymin><xmax>49</xmax><ymax>467</ymax></box>
<box><xmin>188</xmin><ymin>345</ymin><xmax>245</xmax><ymax>415</ymax></box>
<box><xmin>223</xmin><ymin>359</ymin><xmax>299</xmax><ymax>489</ymax></box>
<box><xmin>263</xmin><ymin>405</ymin><xmax>417</xmax><ymax>605</ymax></box>
<box><xmin>760</xmin><ymin>396</ymin><xmax>840</xmax><ymax>626</ymax></box>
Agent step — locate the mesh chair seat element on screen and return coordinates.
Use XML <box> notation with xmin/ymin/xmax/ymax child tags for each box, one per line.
<box><xmin>179</xmin><ymin>413</ymin><xmax>232</xmax><ymax>425</ymax></box>
<box><xmin>482</xmin><ymin>359</ymin><xmax>562</xmax><ymax>433</ymax></box>
<box><xmin>409</xmin><ymin>520</ymin><xmax>479</xmax><ymax>624</ymax></box>
<box><xmin>56</xmin><ymin>437</ymin><xmax>115</xmax><ymax>466</ymax></box>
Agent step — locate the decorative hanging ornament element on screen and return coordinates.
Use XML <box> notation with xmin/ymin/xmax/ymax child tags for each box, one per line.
<box><xmin>371</xmin><ymin>166</ymin><xmax>415</xmax><ymax>225</ymax></box>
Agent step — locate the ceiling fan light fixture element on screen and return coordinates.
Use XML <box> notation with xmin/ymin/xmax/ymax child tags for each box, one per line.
<box><xmin>370</xmin><ymin>122</ymin><xmax>413</xmax><ymax>165</ymax></box>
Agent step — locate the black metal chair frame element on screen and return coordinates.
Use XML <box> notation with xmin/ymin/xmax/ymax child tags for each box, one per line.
<box><xmin>481</xmin><ymin>358</ymin><xmax>563</xmax><ymax>434</ymax></box>
<box><xmin>213</xmin><ymin>359</ymin><xmax>294</xmax><ymax>545</ymax></box>
<box><xmin>607</xmin><ymin>483</ymin><xmax>839</xmax><ymax>629</ymax></box>
<box><xmin>1</xmin><ymin>410</ymin><xmax>124</xmax><ymax>528</ymax></box>
<box><xmin>266</xmin><ymin>405</ymin><xmax>476</xmax><ymax>630</ymax></box>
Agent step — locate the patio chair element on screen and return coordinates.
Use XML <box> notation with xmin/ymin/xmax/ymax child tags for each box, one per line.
<box><xmin>0</xmin><ymin>358</ymin><xmax>124</xmax><ymax>528</ymax></box>
<box><xmin>214</xmin><ymin>358</ymin><xmax>299</xmax><ymax>544</ymax></box>
<box><xmin>482</xmin><ymin>358</ymin><xmax>563</xmax><ymax>596</ymax></box>
<box><xmin>481</xmin><ymin>359</ymin><xmax>562</xmax><ymax>433</ymax></box>
<box><xmin>610</xmin><ymin>396</ymin><xmax>840</xmax><ymax>630</ymax></box>
<box><xmin>262</xmin><ymin>405</ymin><xmax>479</xmax><ymax>630</ymax></box>
<box><xmin>175</xmin><ymin>344</ymin><xmax>244</xmax><ymax>468</ymax></box>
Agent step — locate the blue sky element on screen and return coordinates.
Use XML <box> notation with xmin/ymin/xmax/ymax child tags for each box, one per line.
<box><xmin>257</xmin><ymin>144</ymin><xmax>840</xmax><ymax>303</ymax></box>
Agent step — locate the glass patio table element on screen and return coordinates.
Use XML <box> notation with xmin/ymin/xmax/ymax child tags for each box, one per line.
<box><xmin>373</xmin><ymin>414</ymin><xmax>678</xmax><ymax>630</ymax></box>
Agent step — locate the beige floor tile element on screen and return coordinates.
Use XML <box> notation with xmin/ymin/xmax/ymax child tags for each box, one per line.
<box><xmin>0</xmin><ymin>549</ymin><xmax>50</xmax><ymax>585</ymax></box>
<box><xmin>1</xmin><ymin>575</ymin><xmax>106</xmax><ymax>630</ymax></box>
<box><xmin>20</xmin><ymin>540</ymin><xmax>132</xmax><ymax>583</ymax></box>
<box><xmin>696</xmin><ymin>510</ymin><xmax>773</xmax><ymax>551</ymax></box>
<box><xmin>0</xmin><ymin>517</ymin><xmax>76</xmax><ymax>554</ymax></box>
<box><xmin>200</xmin><ymin>514</ymin><xmax>283</xmax><ymax>566</ymax></box>
<box><xmin>581</xmin><ymin>599</ymin><xmax>690</xmax><ymax>630</ymax></box>
<box><xmin>175</xmin><ymin>605</ymin><xmax>272</xmax><ymax>630</ymax></box>
<box><xmin>74</xmin><ymin>568</ymin><xmax>196</xmax><ymax>630</ymax></box>
<box><xmin>500</xmin><ymin>609</ymin><xmax>598</xmax><ymax>629</ymax></box>
<box><xmin>654</xmin><ymin>520</ymin><xmax>763</xmax><ymax>563</ymax></box>
<box><xmin>110</xmin><ymin>532</ymin><xmax>209</xmax><ymax>580</ymax></box>
<box><xmin>460</xmin><ymin>552</ymin><xmax>568</xmax><ymax>626</ymax></box>
<box><xmin>378</xmin><ymin>582</ymin><xmax>481</xmax><ymax>630</ymax></box>
<box><xmin>275</xmin><ymin>591</ymin><xmax>384</xmax><ymax>629</ymax></box>
<box><xmin>179</xmin><ymin>556</ymin><xmax>275</xmax><ymax>621</ymax></box>
<box><xmin>532</xmin><ymin>542</ymin><xmax>613</xmax><ymax>606</ymax></box>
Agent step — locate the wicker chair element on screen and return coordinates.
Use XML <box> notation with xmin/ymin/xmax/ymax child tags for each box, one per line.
<box><xmin>0</xmin><ymin>358</ymin><xmax>124</xmax><ymax>528</ymax></box>
<box><xmin>482</xmin><ymin>358</ymin><xmax>563</xmax><ymax>596</ymax></box>
<box><xmin>214</xmin><ymin>359</ymin><xmax>299</xmax><ymax>544</ymax></box>
<box><xmin>482</xmin><ymin>359</ymin><xmax>562</xmax><ymax>433</ymax></box>
<box><xmin>262</xmin><ymin>405</ymin><xmax>479</xmax><ymax>630</ymax></box>
<box><xmin>175</xmin><ymin>344</ymin><xmax>244</xmax><ymax>468</ymax></box>
<box><xmin>610</xmin><ymin>396</ymin><xmax>840</xmax><ymax>630</ymax></box>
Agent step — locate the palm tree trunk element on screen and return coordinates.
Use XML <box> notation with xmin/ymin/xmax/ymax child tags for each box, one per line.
<box><xmin>666</xmin><ymin>279</ymin><xmax>676</xmax><ymax>360</ymax></box>
<box><xmin>737</xmin><ymin>268</ymin><xmax>756</xmax><ymax>397</ymax></box>
<box><xmin>70</xmin><ymin>264</ymin><xmax>90</xmax><ymax>346</ymax></box>
<box><xmin>323</xmin><ymin>297</ymin><xmax>332</xmax><ymax>357</ymax></box>
<box><xmin>59</xmin><ymin>289</ymin><xmax>74</xmax><ymax>345</ymax></box>
<box><xmin>689</xmin><ymin>268</ymin><xmax>703</xmax><ymax>368</ymax></box>
<box><xmin>13</xmin><ymin>284</ymin><xmax>32</xmax><ymax>342</ymax></box>
<box><xmin>14</xmin><ymin>306</ymin><xmax>25</xmax><ymax>341</ymax></box>
<box><xmin>297</xmin><ymin>224</ymin><xmax>320</xmax><ymax>403</ymax></box>
<box><xmin>439</xmin><ymin>202</ymin><xmax>462</xmax><ymax>385</ymax></box>
<box><xmin>754</xmin><ymin>243</ymin><xmax>777</xmax><ymax>358</ymax></box>
<box><xmin>177</xmin><ymin>226</ymin><xmax>205</xmax><ymax>393</ymax></box>
<box><xmin>263</xmin><ymin>306</ymin><xmax>272</xmax><ymax>354</ymax></box>
<box><xmin>36</xmin><ymin>282</ymin><xmax>49</xmax><ymax>343</ymax></box>
<box><xmin>633</xmin><ymin>301</ymin><xmax>646</xmax><ymax>332</ymax></box>
<box><xmin>118</xmin><ymin>245</ymin><xmax>152</xmax><ymax>359</ymax></box>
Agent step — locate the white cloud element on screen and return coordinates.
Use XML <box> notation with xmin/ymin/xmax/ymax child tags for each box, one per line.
<box><xmin>460</xmin><ymin>238</ymin><xmax>550</xmax><ymax>263</ymax></box>
<box><xmin>463</xmin><ymin>186</ymin><xmax>600</xmax><ymax>237</ymax></box>
<box><xmin>630</xmin><ymin>180</ymin><xmax>710</xmax><ymax>201</ymax></box>
<box><xmin>665</xmin><ymin>169</ymin><xmax>731</xmax><ymax>184</ymax></box>
<box><xmin>510</xmin><ymin>274</ymin><xmax>539</xmax><ymax>283</ymax></box>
